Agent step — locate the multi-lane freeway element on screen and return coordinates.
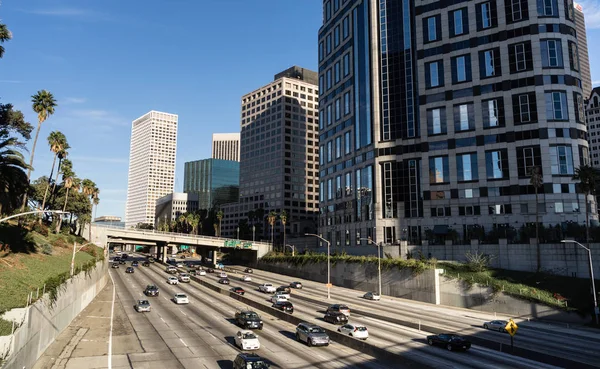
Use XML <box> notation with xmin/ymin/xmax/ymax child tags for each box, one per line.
<box><xmin>110</xmin><ymin>253</ymin><xmax>600</xmax><ymax>369</ymax></box>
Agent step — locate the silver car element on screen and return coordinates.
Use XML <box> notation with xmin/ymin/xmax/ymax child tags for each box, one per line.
<box><xmin>483</xmin><ymin>320</ymin><xmax>508</xmax><ymax>332</ymax></box>
<box><xmin>295</xmin><ymin>322</ymin><xmax>329</xmax><ymax>347</ymax></box>
<box><xmin>134</xmin><ymin>300</ymin><xmax>151</xmax><ymax>312</ymax></box>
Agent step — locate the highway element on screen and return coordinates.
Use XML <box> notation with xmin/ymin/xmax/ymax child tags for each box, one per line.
<box><xmin>109</xmin><ymin>255</ymin><xmax>396</xmax><ymax>369</ymax></box>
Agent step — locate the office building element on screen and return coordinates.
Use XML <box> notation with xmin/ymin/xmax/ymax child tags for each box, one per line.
<box><xmin>587</xmin><ymin>88</ymin><xmax>600</xmax><ymax>168</ymax></box>
<box><xmin>155</xmin><ymin>192</ymin><xmax>199</xmax><ymax>227</ymax></box>
<box><xmin>183</xmin><ymin>158</ymin><xmax>240</xmax><ymax>210</ymax></box>
<box><xmin>220</xmin><ymin>66</ymin><xmax>320</xmax><ymax>240</ymax></box>
<box><xmin>125</xmin><ymin>111</ymin><xmax>178</xmax><ymax>228</ymax></box>
<box><xmin>212</xmin><ymin>133</ymin><xmax>240</xmax><ymax>161</ymax></box>
<box><xmin>574</xmin><ymin>2</ymin><xmax>592</xmax><ymax>99</ymax></box>
<box><xmin>318</xmin><ymin>0</ymin><xmax>594</xmax><ymax>247</ymax></box>
<box><xmin>93</xmin><ymin>216</ymin><xmax>124</xmax><ymax>228</ymax></box>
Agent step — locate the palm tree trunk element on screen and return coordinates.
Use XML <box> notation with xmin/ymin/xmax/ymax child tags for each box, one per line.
<box><xmin>56</xmin><ymin>187</ymin><xmax>70</xmax><ymax>233</ymax></box>
<box><xmin>535</xmin><ymin>187</ymin><xmax>540</xmax><ymax>272</ymax></box>
<box><xmin>50</xmin><ymin>157</ymin><xmax>63</xmax><ymax>204</ymax></box>
<box><xmin>20</xmin><ymin>120</ymin><xmax>43</xmax><ymax>214</ymax></box>
<box><xmin>39</xmin><ymin>153</ymin><xmax>58</xmax><ymax>223</ymax></box>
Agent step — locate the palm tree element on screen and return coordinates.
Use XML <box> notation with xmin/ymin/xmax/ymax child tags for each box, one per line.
<box><xmin>573</xmin><ymin>165</ymin><xmax>600</xmax><ymax>247</ymax></box>
<box><xmin>20</xmin><ymin>90</ymin><xmax>57</xmax><ymax>213</ymax></box>
<box><xmin>280</xmin><ymin>210</ymin><xmax>288</xmax><ymax>251</ymax></box>
<box><xmin>81</xmin><ymin>179</ymin><xmax>97</xmax><ymax>239</ymax></box>
<box><xmin>190</xmin><ymin>214</ymin><xmax>200</xmax><ymax>235</ymax></box>
<box><xmin>529</xmin><ymin>166</ymin><xmax>543</xmax><ymax>272</ymax></box>
<box><xmin>216</xmin><ymin>210</ymin><xmax>224</xmax><ymax>237</ymax></box>
<box><xmin>186</xmin><ymin>213</ymin><xmax>194</xmax><ymax>234</ymax></box>
<box><xmin>268</xmin><ymin>211</ymin><xmax>277</xmax><ymax>247</ymax></box>
<box><xmin>0</xmin><ymin>136</ymin><xmax>29</xmax><ymax>215</ymax></box>
<box><xmin>178</xmin><ymin>214</ymin><xmax>186</xmax><ymax>233</ymax></box>
<box><xmin>50</xmin><ymin>148</ymin><xmax>69</xmax><ymax>202</ymax></box>
<box><xmin>0</xmin><ymin>23</ymin><xmax>12</xmax><ymax>58</ymax></box>
<box><xmin>40</xmin><ymin>131</ymin><xmax>68</xmax><ymax>221</ymax></box>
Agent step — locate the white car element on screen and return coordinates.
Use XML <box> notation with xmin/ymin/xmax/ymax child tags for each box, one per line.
<box><xmin>363</xmin><ymin>292</ymin><xmax>381</xmax><ymax>301</ymax></box>
<box><xmin>178</xmin><ymin>273</ymin><xmax>190</xmax><ymax>283</ymax></box>
<box><xmin>173</xmin><ymin>293</ymin><xmax>189</xmax><ymax>304</ymax></box>
<box><xmin>258</xmin><ymin>283</ymin><xmax>276</xmax><ymax>293</ymax></box>
<box><xmin>241</xmin><ymin>275</ymin><xmax>252</xmax><ymax>282</ymax></box>
<box><xmin>218</xmin><ymin>272</ymin><xmax>228</xmax><ymax>278</ymax></box>
<box><xmin>338</xmin><ymin>324</ymin><xmax>368</xmax><ymax>340</ymax></box>
<box><xmin>197</xmin><ymin>269</ymin><xmax>206</xmax><ymax>276</ymax></box>
<box><xmin>176</xmin><ymin>262</ymin><xmax>185</xmax><ymax>268</ymax></box>
<box><xmin>270</xmin><ymin>294</ymin><xmax>288</xmax><ymax>303</ymax></box>
<box><xmin>234</xmin><ymin>330</ymin><xmax>260</xmax><ymax>350</ymax></box>
<box><xmin>167</xmin><ymin>276</ymin><xmax>179</xmax><ymax>285</ymax></box>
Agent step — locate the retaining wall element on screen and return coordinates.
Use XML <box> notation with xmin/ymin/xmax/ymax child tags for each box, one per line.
<box><xmin>1</xmin><ymin>260</ymin><xmax>108</xmax><ymax>369</ymax></box>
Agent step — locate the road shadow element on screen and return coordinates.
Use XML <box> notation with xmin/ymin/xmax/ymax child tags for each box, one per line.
<box><xmin>224</xmin><ymin>318</ymin><xmax>239</xmax><ymax>326</ymax></box>
<box><xmin>224</xmin><ymin>336</ymin><xmax>236</xmax><ymax>346</ymax></box>
<box><xmin>0</xmin><ymin>224</ymin><xmax>37</xmax><ymax>254</ymax></box>
<box><xmin>216</xmin><ymin>360</ymin><xmax>233</xmax><ymax>369</ymax></box>
<box><xmin>278</xmin><ymin>330</ymin><xmax>297</xmax><ymax>341</ymax></box>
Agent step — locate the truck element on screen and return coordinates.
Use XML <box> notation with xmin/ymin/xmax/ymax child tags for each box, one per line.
<box><xmin>258</xmin><ymin>283</ymin><xmax>276</xmax><ymax>294</ymax></box>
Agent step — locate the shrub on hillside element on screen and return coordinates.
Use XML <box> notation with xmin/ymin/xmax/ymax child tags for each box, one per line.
<box><xmin>465</xmin><ymin>250</ymin><xmax>494</xmax><ymax>272</ymax></box>
<box><xmin>42</xmin><ymin>243</ymin><xmax>53</xmax><ymax>255</ymax></box>
<box><xmin>32</xmin><ymin>223</ymin><xmax>49</xmax><ymax>236</ymax></box>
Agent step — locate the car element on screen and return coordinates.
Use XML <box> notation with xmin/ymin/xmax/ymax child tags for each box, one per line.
<box><xmin>245</xmin><ymin>268</ymin><xmax>253</xmax><ymax>274</ymax></box>
<box><xmin>295</xmin><ymin>322</ymin><xmax>329</xmax><ymax>347</ymax></box>
<box><xmin>232</xmin><ymin>353</ymin><xmax>270</xmax><ymax>369</ymax></box>
<box><xmin>326</xmin><ymin>304</ymin><xmax>350</xmax><ymax>317</ymax></box>
<box><xmin>241</xmin><ymin>275</ymin><xmax>252</xmax><ymax>282</ymax></box>
<box><xmin>338</xmin><ymin>324</ymin><xmax>368</xmax><ymax>340</ymax></box>
<box><xmin>234</xmin><ymin>329</ymin><xmax>261</xmax><ymax>350</ymax></box>
<box><xmin>173</xmin><ymin>293</ymin><xmax>189</xmax><ymax>304</ymax></box>
<box><xmin>235</xmin><ymin>309</ymin><xmax>263</xmax><ymax>330</ymax></box>
<box><xmin>167</xmin><ymin>276</ymin><xmax>179</xmax><ymax>285</ymax></box>
<box><xmin>165</xmin><ymin>266</ymin><xmax>177</xmax><ymax>274</ymax></box>
<box><xmin>483</xmin><ymin>320</ymin><xmax>508</xmax><ymax>332</ymax></box>
<box><xmin>363</xmin><ymin>292</ymin><xmax>381</xmax><ymax>301</ymax></box>
<box><xmin>275</xmin><ymin>286</ymin><xmax>291</xmax><ymax>298</ymax></box>
<box><xmin>131</xmin><ymin>261</ymin><xmax>139</xmax><ymax>267</ymax></box>
<box><xmin>258</xmin><ymin>283</ymin><xmax>276</xmax><ymax>293</ymax></box>
<box><xmin>144</xmin><ymin>285</ymin><xmax>159</xmax><ymax>296</ymax></box>
<box><xmin>134</xmin><ymin>300</ymin><xmax>151</xmax><ymax>312</ymax></box>
<box><xmin>270</xmin><ymin>294</ymin><xmax>288</xmax><ymax>304</ymax></box>
<box><xmin>113</xmin><ymin>257</ymin><xmax>121</xmax><ymax>263</ymax></box>
<box><xmin>290</xmin><ymin>281</ymin><xmax>303</xmax><ymax>289</ymax></box>
<box><xmin>323</xmin><ymin>311</ymin><xmax>348</xmax><ymax>325</ymax></box>
<box><xmin>231</xmin><ymin>287</ymin><xmax>245</xmax><ymax>295</ymax></box>
<box><xmin>178</xmin><ymin>273</ymin><xmax>191</xmax><ymax>283</ymax></box>
<box><xmin>216</xmin><ymin>263</ymin><xmax>224</xmax><ymax>270</ymax></box>
<box><xmin>147</xmin><ymin>257</ymin><xmax>155</xmax><ymax>263</ymax></box>
<box><xmin>196</xmin><ymin>269</ymin><xmax>206</xmax><ymax>276</ymax></box>
<box><xmin>125</xmin><ymin>267</ymin><xmax>135</xmax><ymax>273</ymax></box>
<box><xmin>121</xmin><ymin>253</ymin><xmax>128</xmax><ymax>260</ymax></box>
<box><xmin>271</xmin><ymin>301</ymin><xmax>293</xmax><ymax>313</ymax></box>
<box><xmin>218</xmin><ymin>278</ymin><xmax>230</xmax><ymax>285</ymax></box>
<box><xmin>142</xmin><ymin>261</ymin><xmax>150</xmax><ymax>267</ymax></box>
<box><xmin>176</xmin><ymin>262</ymin><xmax>185</xmax><ymax>268</ymax></box>
<box><xmin>119</xmin><ymin>259</ymin><xmax>126</xmax><ymax>265</ymax></box>
<box><xmin>111</xmin><ymin>263</ymin><xmax>119</xmax><ymax>269</ymax></box>
<box><xmin>206</xmin><ymin>268</ymin><xmax>215</xmax><ymax>273</ymax></box>
<box><xmin>218</xmin><ymin>272</ymin><xmax>228</xmax><ymax>278</ymax></box>
<box><xmin>427</xmin><ymin>334</ymin><xmax>471</xmax><ymax>351</ymax></box>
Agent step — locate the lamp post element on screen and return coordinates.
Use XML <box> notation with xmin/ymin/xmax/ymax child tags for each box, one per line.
<box><xmin>305</xmin><ymin>233</ymin><xmax>331</xmax><ymax>299</ymax></box>
<box><xmin>252</xmin><ymin>225</ymin><xmax>255</xmax><ymax>242</ymax></box>
<box><xmin>360</xmin><ymin>238</ymin><xmax>382</xmax><ymax>297</ymax></box>
<box><xmin>285</xmin><ymin>244</ymin><xmax>295</xmax><ymax>256</ymax></box>
<box><xmin>71</xmin><ymin>242</ymin><xmax>96</xmax><ymax>277</ymax></box>
<box><xmin>237</xmin><ymin>226</ymin><xmax>240</xmax><ymax>240</ymax></box>
<box><xmin>0</xmin><ymin>210</ymin><xmax>68</xmax><ymax>224</ymax></box>
<box><xmin>562</xmin><ymin>239</ymin><xmax>599</xmax><ymax>324</ymax></box>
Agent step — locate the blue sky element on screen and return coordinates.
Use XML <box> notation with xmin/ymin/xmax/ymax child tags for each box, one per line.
<box><xmin>1</xmin><ymin>0</ymin><xmax>600</xmax><ymax>220</ymax></box>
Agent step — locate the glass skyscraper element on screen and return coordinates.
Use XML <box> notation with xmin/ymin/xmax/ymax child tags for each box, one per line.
<box><xmin>183</xmin><ymin>159</ymin><xmax>239</xmax><ymax>210</ymax></box>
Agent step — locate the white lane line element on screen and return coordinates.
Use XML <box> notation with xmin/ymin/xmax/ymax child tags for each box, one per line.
<box><xmin>179</xmin><ymin>309</ymin><xmax>187</xmax><ymax>316</ymax></box>
<box><xmin>160</xmin><ymin>317</ymin><xmax>166</xmax><ymax>323</ymax></box>
<box><xmin>107</xmin><ymin>270</ymin><xmax>116</xmax><ymax>369</ymax></box>
<box><xmin>179</xmin><ymin>338</ymin><xmax>188</xmax><ymax>347</ymax></box>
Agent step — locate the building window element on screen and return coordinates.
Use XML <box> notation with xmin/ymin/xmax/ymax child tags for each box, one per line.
<box><xmin>545</xmin><ymin>91</ymin><xmax>568</xmax><ymax>121</ymax></box>
<box><xmin>335</xmin><ymin>99</ymin><xmax>341</xmax><ymax>121</ymax></box>
<box><xmin>574</xmin><ymin>92</ymin><xmax>584</xmax><ymax>123</ymax></box>
<box><xmin>319</xmin><ymin>144</ymin><xmax>325</xmax><ymax>165</ymax></box>
<box><xmin>335</xmin><ymin>136</ymin><xmax>342</xmax><ymax>158</ymax></box>
<box><xmin>327</xmin><ymin>141</ymin><xmax>332</xmax><ymax>163</ymax></box>
<box><xmin>454</xmin><ymin>103</ymin><xmax>474</xmax><ymax>131</ymax></box>
<box><xmin>319</xmin><ymin>76</ymin><xmax>324</xmax><ymax>94</ymax></box>
<box><xmin>477</xmin><ymin>1</ymin><xmax>497</xmax><ymax>30</ymax></box>
<box><xmin>344</xmin><ymin>92</ymin><xmax>351</xmax><ymax>115</ymax></box>
<box><xmin>326</xmin><ymin>104</ymin><xmax>332</xmax><ymax>126</ymax></box>
<box><xmin>326</xmin><ymin>34</ymin><xmax>332</xmax><ymax>55</ymax></box>
<box><xmin>335</xmin><ymin>175</ymin><xmax>342</xmax><ymax>198</ymax></box>
<box><xmin>343</xmin><ymin>16</ymin><xmax>349</xmax><ymax>39</ymax></box>
<box><xmin>451</xmin><ymin>54</ymin><xmax>472</xmax><ymax>84</ymax></box>
<box><xmin>479</xmin><ymin>48</ymin><xmax>501</xmax><ymax>78</ymax></box>
<box><xmin>512</xmin><ymin>92</ymin><xmax>537</xmax><ymax>124</ymax></box>
<box><xmin>319</xmin><ymin>42</ymin><xmax>324</xmax><ymax>62</ymax></box>
<box><xmin>457</xmin><ymin>153</ymin><xmax>479</xmax><ymax>181</ymax></box>
<box><xmin>506</xmin><ymin>0</ymin><xmax>528</xmax><ymax>23</ymax></box>
<box><xmin>516</xmin><ymin>146</ymin><xmax>541</xmax><ymax>177</ymax></box>
<box><xmin>427</xmin><ymin>107</ymin><xmax>446</xmax><ymax>135</ymax></box>
<box><xmin>541</xmin><ymin>39</ymin><xmax>563</xmax><ymax>67</ymax></box>
<box><xmin>343</xmin><ymin>53</ymin><xmax>350</xmax><ymax>76</ymax></box>
<box><xmin>486</xmin><ymin>149</ymin><xmax>508</xmax><ymax>179</ymax></box>
<box><xmin>344</xmin><ymin>131</ymin><xmax>352</xmax><ymax>155</ymax></box>
<box><xmin>537</xmin><ymin>0</ymin><xmax>558</xmax><ymax>17</ymax></box>
<box><xmin>429</xmin><ymin>156</ymin><xmax>449</xmax><ymax>184</ymax></box>
<box><xmin>550</xmin><ymin>145</ymin><xmax>574</xmax><ymax>175</ymax></box>
<box><xmin>345</xmin><ymin>172</ymin><xmax>352</xmax><ymax>196</ymax></box>
<box><xmin>326</xmin><ymin>69</ymin><xmax>332</xmax><ymax>89</ymax></box>
<box><xmin>482</xmin><ymin>98</ymin><xmax>504</xmax><ymax>128</ymax></box>
<box><xmin>424</xmin><ymin>15</ymin><xmax>441</xmax><ymax>42</ymax></box>
<box><xmin>568</xmin><ymin>41</ymin><xmax>580</xmax><ymax>71</ymax></box>
<box><xmin>334</xmin><ymin>26</ymin><xmax>340</xmax><ymax>47</ymax></box>
<box><xmin>449</xmin><ymin>8</ymin><xmax>468</xmax><ymax>36</ymax></box>
<box><xmin>425</xmin><ymin>60</ymin><xmax>444</xmax><ymax>88</ymax></box>
<box><xmin>325</xmin><ymin>1</ymin><xmax>331</xmax><ymax>20</ymax></box>
<box><xmin>327</xmin><ymin>178</ymin><xmax>333</xmax><ymax>200</ymax></box>
<box><xmin>508</xmin><ymin>41</ymin><xmax>532</xmax><ymax>73</ymax></box>
<box><xmin>565</xmin><ymin>0</ymin><xmax>574</xmax><ymax>20</ymax></box>
<box><xmin>334</xmin><ymin>62</ymin><xmax>340</xmax><ymax>83</ymax></box>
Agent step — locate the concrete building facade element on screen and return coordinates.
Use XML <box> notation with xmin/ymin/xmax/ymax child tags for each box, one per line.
<box><xmin>220</xmin><ymin>66</ymin><xmax>320</xmax><ymax>241</ymax></box>
<box><xmin>183</xmin><ymin>158</ymin><xmax>240</xmax><ymax>210</ymax></box>
<box><xmin>317</xmin><ymin>0</ymin><xmax>594</xmax><ymax>247</ymax></box>
<box><xmin>574</xmin><ymin>2</ymin><xmax>592</xmax><ymax>99</ymax></box>
<box><xmin>212</xmin><ymin>133</ymin><xmax>240</xmax><ymax>161</ymax></box>
<box><xmin>125</xmin><ymin>111</ymin><xmax>178</xmax><ymax>228</ymax></box>
<box><xmin>154</xmin><ymin>192</ymin><xmax>199</xmax><ymax>227</ymax></box>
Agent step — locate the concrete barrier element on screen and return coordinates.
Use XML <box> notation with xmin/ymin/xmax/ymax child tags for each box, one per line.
<box><xmin>1</xmin><ymin>260</ymin><xmax>108</xmax><ymax>369</ymax></box>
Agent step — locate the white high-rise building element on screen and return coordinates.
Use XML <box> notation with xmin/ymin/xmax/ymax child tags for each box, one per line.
<box><xmin>211</xmin><ymin>133</ymin><xmax>240</xmax><ymax>161</ymax></box>
<box><xmin>125</xmin><ymin>111</ymin><xmax>178</xmax><ymax>228</ymax></box>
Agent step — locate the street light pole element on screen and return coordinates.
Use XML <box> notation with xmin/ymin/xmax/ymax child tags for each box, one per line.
<box><xmin>562</xmin><ymin>239</ymin><xmax>599</xmax><ymax>324</ymax></box>
<box><xmin>71</xmin><ymin>242</ymin><xmax>96</xmax><ymax>277</ymax></box>
<box><xmin>360</xmin><ymin>238</ymin><xmax>382</xmax><ymax>297</ymax></box>
<box><xmin>237</xmin><ymin>226</ymin><xmax>240</xmax><ymax>240</ymax></box>
<box><xmin>285</xmin><ymin>244</ymin><xmax>295</xmax><ymax>256</ymax></box>
<box><xmin>252</xmin><ymin>226</ymin><xmax>255</xmax><ymax>242</ymax></box>
<box><xmin>0</xmin><ymin>210</ymin><xmax>68</xmax><ymax>224</ymax></box>
<box><xmin>305</xmin><ymin>233</ymin><xmax>331</xmax><ymax>299</ymax></box>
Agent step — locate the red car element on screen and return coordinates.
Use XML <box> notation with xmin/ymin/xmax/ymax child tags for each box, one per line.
<box><xmin>230</xmin><ymin>286</ymin><xmax>245</xmax><ymax>295</ymax></box>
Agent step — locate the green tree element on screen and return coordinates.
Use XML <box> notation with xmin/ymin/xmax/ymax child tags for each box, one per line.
<box><xmin>573</xmin><ymin>165</ymin><xmax>600</xmax><ymax>247</ymax></box>
<box><xmin>0</xmin><ymin>136</ymin><xmax>29</xmax><ymax>215</ymax></box>
<box><xmin>189</xmin><ymin>213</ymin><xmax>200</xmax><ymax>235</ymax></box>
<box><xmin>268</xmin><ymin>211</ymin><xmax>277</xmax><ymax>246</ymax></box>
<box><xmin>529</xmin><ymin>166</ymin><xmax>543</xmax><ymax>272</ymax></box>
<box><xmin>20</xmin><ymin>90</ymin><xmax>57</xmax><ymax>213</ymax></box>
<box><xmin>55</xmin><ymin>160</ymin><xmax>74</xmax><ymax>234</ymax></box>
<box><xmin>216</xmin><ymin>210</ymin><xmax>224</xmax><ymax>237</ymax></box>
<box><xmin>81</xmin><ymin>179</ymin><xmax>97</xmax><ymax>239</ymax></box>
<box><xmin>280</xmin><ymin>210</ymin><xmax>288</xmax><ymax>249</ymax></box>
<box><xmin>0</xmin><ymin>22</ymin><xmax>11</xmax><ymax>58</ymax></box>
<box><xmin>40</xmin><ymin>131</ymin><xmax>69</xmax><ymax>220</ymax></box>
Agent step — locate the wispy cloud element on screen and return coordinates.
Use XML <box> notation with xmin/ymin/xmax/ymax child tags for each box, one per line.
<box><xmin>66</xmin><ymin>109</ymin><xmax>130</xmax><ymax>127</ymax></box>
<box><xmin>593</xmin><ymin>80</ymin><xmax>600</xmax><ymax>86</ymax></box>
<box><xmin>69</xmin><ymin>155</ymin><xmax>128</xmax><ymax>164</ymax></box>
<box><xmin>19</xmin><ymin>8</ymin><xmax>113</xmax><ymax>21</ymax></box>
<box><xmin>577</xmin><ymin>1</ymin><xmax>600</xmax><ymax>29</ymax></box>
<box><xmin>0</xmin><ymin>80</ymin><xmax>23</xmax><ymax>84</ymax></box>
<box><xmin>63</xmin><ymin>97</ymin><xmax>87</xmax><ymax>104</ymax></box>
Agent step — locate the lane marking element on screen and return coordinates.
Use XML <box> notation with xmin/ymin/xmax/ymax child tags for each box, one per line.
<box><xmin>107</xmin><ymin>270</ymin><xmax>116</xmax><ymax>369</ymax></box>
<box><xmin>179</xmin><ymin>338</ymin><xmax>188</xmax><ymax>347</ymax></box>
<box><xmin>160</xmin><ymin>317</ymin><xmax>166</xmax><ymax>323</ymax></box>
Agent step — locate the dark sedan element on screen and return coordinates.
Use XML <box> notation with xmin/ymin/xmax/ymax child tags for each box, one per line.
<box><xmin>323</xmin><ymin>311</ymin><xmax>348</xmax><ymax>325</ymax></box>
<box><xmin>218</xmin><ymin>278</ymin><xmax>230</xmax><ymax>285</ymax></box>
<box><xmin>231</xmin><ymin>286</ymin><xmax>245</xmax><ymax>295</ymax></box>
<box><xmin>272</xmin><ymin>301</ymin><xmax>294</xmax><ymax>313</ymax></box>
<box><xmin>427</xmin><ymin>334</ymin><xmax>471</xmax><ymax>351</ymax></box>
<box><xmin>131</xmin><ymin>261</ymin><xmax>139</xmax><ymax>267</ymax></box>
<box><xmin>142</xmin><ymin>261</ymin><xmax>150</xmax><ymax>267</ymax></box>
<box><xmin>290</xmin><ymin>281</ymin><xmax>303</xmax><ymax>289</ymax></box>
<box><xmin>125</xmin><ymin>267</ymin><xmax>135</xmax><ymax>273</ymax></box>
<box><xmin>207</xmin><ymin>268</ymin><xmax>215</xmax><ymax>273</ymax></box>
<box><xmin>244</xmin><ymin>268</ymin><xmax>253</xmax><ymax>274</ymax></box>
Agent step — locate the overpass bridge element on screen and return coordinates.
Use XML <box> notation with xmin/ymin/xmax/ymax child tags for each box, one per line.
<box><xmin>90</xmin><ymin>224</ymin><xmax>272</xmax><ymax>263</ymax></box>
